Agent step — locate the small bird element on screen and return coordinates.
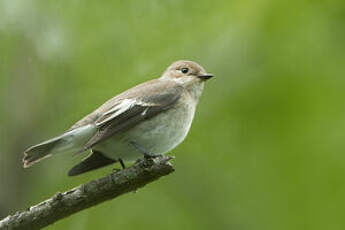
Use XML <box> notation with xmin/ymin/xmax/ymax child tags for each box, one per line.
<box><xmin>23</xmin><ymin>60</ymin><xmax>214</xmax><ymax>176</ymax></box>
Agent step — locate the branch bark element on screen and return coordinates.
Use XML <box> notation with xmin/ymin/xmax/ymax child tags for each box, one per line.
<box><xmin>0</xmin><ymin>156</ymin><xmax>174</xmax><ymax>230</ymax></box>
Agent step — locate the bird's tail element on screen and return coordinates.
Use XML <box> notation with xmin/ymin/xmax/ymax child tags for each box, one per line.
<box><xmin>23</xmin><ymin>136</ymin><xmax>63</xmax><ymax>168</ymax></box>
<box><xmin>23</xmin><ymin>124</ymin><xmax>97</xmax><ymax>168</ymax></box>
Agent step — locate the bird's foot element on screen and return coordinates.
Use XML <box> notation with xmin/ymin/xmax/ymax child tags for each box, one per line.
<box><xmin>143</xmin><ymin>152</ymin><xmax>163</xmax><ymax>159</ymax></box>
<box><xmin>129</xmin><ymin>141</ymin><xmax>162</xmax><ymax>160</ymax></box>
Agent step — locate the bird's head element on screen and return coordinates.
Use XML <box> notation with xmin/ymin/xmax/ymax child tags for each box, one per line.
<box><xmin>161</xmin><ymin>60</ymin><xmax>214</xmax><ymax>85</ymax></box>
<box><xmin>160</xmin><ymin>60</ymin><xmax>214</xmax><ymax>100</ymax></box>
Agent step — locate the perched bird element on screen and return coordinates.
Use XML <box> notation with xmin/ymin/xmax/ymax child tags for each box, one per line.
<box><xmin>23</xmin><ymin>60</ymin><xmax>214</xmax><ymax>176</ymax></box>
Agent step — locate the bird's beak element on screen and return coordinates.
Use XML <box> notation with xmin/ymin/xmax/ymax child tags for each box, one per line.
<box><xmin>197</xmin><ymin>74</ymin><xmax>214</xmax><ymax>80</ymax></box>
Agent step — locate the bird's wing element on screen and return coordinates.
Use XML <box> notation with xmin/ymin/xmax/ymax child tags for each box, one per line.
<box><xmin>81</xmin><ymin>79</ymin><xmax>184</xmax><ymax>150</ymax></box>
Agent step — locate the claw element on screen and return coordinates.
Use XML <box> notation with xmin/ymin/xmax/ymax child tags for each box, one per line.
<box><xmin>143</xmin><ymin>153</ymin><xmax>162</xmax><ymax>159</ymax></box>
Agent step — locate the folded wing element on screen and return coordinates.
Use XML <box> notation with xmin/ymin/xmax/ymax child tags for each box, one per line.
<box><xmin>82</xmin><ymin>79</ymin><xmax>184</xmax><ymax>150</ymax></box>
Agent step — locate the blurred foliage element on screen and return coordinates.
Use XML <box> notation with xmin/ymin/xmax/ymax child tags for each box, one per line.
<box><xmin>1</xmin><ymin>0</ymin><xmax>345</xmax><ymax>229</ymax></box>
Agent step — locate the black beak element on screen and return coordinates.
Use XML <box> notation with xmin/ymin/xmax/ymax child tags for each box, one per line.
<box><xmin>198</xmin><ymin>74</ymin><xmax>214</xmax><ymax>80</ymax></box>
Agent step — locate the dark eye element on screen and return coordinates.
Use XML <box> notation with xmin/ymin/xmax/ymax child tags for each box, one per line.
<box><xmin>181</xmin><ymin>68</ymin><xmax>189</xmax><ymax>74</ymax></box>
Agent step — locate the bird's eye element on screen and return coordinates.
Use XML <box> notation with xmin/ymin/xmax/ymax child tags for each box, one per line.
<box><xmin>181</xmin><ymin>68</ymin><xmax>189</xmax><ymax>74</ymax></box>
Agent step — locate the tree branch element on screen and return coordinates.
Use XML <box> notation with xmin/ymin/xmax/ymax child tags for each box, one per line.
<box><xmin>0</xmin><ymin>156</ymin><xmax>175</xmax><ymax>230</ymax></box>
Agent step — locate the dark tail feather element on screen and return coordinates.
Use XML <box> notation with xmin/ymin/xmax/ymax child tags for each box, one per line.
<box><xmin>23</xmin><ymin>138</ymin><xmax>62</xmax><ymax>168</ymax></box>
<box><xmin>68</xmin><ymin>150</ymin><xmax>116</xmax><ymax>176</ymax></box>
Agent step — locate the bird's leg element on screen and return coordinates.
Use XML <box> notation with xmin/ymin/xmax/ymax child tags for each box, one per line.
<box><xmin>118</xmin><ymin>158</ymin><xmax>126</xmax><ymax>169</ymax></box>
<box><xmin>112</xmin><ymin>158</ymin><xmax>126</xmax><ymax>172</ymax></box>
<box><xmin>129</xmin><ymin>141</ymin><xmax>162</xmax><ymax>159</ymax></box>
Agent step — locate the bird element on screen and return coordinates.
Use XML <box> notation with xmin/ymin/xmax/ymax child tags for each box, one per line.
<box><xmin>23</xmin><ymin>60</ymin><xmax>214</xmax><ymax>176</ymax></box>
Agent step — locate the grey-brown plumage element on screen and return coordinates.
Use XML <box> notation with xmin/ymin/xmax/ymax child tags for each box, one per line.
<box><xmin>23</xmin><ymin>60</ymin><xmax>214</xmax><ymax>176</ymax></box>
<box><xmin>83</xmin><ymin>79</ymin><xmax>184</xmax><ymax>150</ymax></box>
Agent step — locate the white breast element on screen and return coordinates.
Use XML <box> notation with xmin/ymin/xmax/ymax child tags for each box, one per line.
<box><xmin>126</xmin><ymin>92</ymin><xmax>196</xmax><ymax>154</ymax></box>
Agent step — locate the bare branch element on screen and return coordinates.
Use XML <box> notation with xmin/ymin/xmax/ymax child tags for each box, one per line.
<box><xmin>0</xmin><ymin>156</ymin><xmax>175</xmax><ymax>230</ymax></box>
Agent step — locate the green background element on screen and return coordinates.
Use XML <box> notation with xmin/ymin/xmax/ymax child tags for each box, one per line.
<box><xmin>1</xmin><ymin>0</ymin><xmax>345</xmax><ymax>229</ymax></box>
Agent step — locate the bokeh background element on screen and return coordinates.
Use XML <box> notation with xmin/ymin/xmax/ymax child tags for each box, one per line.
<box><xmin>1</xmin><ymin>0</ymin><xmax>345</xmax><ymax>229</ymax></box>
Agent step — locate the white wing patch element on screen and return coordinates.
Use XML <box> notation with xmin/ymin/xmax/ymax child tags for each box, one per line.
<box><xmin>96</xmin><ymin>99</ymin><xmax>134</xmax><ymax>126</ymax></box>
<box><xmin>96</xmin><ymin>99</ymin><xmax>159</xmax><ymax>127</ymax></box>
<box><xmin>102</xmin><ymin>99</ymin><xmax>133</xmax><ymax>117</ymax></box>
